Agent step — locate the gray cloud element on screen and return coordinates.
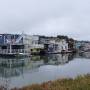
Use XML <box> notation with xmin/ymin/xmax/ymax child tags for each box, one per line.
<box><xmin>0</xmin><ymin>0</ymin><xmax>90</xmax><ymax>40</ymax></box>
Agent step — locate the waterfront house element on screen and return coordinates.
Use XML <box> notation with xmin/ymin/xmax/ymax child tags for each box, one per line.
<box><xmin>29</xmin><ymin>35</ymin><xmax>44</xmax><ymax>54</ymax></box>
<box><xmin>0</xmin><ymin>33</ymin><xmax>32</xmax><ymax>56</ymax></box>
<box><xmin>75</xmin><ymin>41</ymin><xmax>85</xmax><ymax>50</ymax></box>
<box><xmin>83</xmin><ymin>42</ymin><xmax>90</xmax><ymax>51</ymax></box>
<box><xmin>48</xmin><ymin>39</ymin><xmax>68</xmax><ymax>53</ymax></box>
<box><xmin>55</xmin><ymin>39</ymin><xmax>68</xmax><ymax>53</ymax></box>
<box><xmin>75</xmin><ymin>41</ymin><xmax>89</xmax><ymax>52</ymax></box>
<box><xmin>39</xmin><ymin>36</ymin><xmax>68</xmax><ymax>54</ymax></box>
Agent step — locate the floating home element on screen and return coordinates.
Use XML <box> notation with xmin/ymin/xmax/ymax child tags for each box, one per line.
<box><xmin>39</xmin><ymin>36</ymin><xmax>68</xmax><ymax>54</ymax></box>
<box><xmin>30</xmin><ymin>35</ymin><xmax>44</xmax><ymax>55</ymax></box>
<box><xmin>0</xmin><ymin>34</ymin><xmax>45</xmax><ymax>57</ymax></box>
<box><xmin>0</xmin><ymin>34</ymin><xmax>31</xmax><ymax>57</ymax></box>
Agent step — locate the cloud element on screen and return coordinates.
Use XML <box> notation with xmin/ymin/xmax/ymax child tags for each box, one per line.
<box><xmin>0</xmin><ymin>0</ymin><xmax>90</xmax><ymax>40</ymax></box>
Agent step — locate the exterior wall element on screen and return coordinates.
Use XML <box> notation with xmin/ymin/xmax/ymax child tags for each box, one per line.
<box><xmin>56</xmin><ymin>39</ymin><xmax>68</xmax><ymax>52</ymax></box>
<box><xmin>39</xmin><ymin>37</ymin><xmax>50</xmax><ymax>44</ymax></box>
<box><xmin>31</xmin><ymin>44</ymin><xmax>44</xmax><ymax>49</ymax></box>
<box><xmin>22</xmin><ymin>34</ymin><xmax>32</xmax><ymax>54</ymax></box>
<box><xmin>21</xmin><ymin>35</ymin><xmax>40</xmax><ymax>53</ymax></box>
<box><xmin>47</xmin><ymin>39</ymin><xmax>68</xmax><ymax>53</ymax></box>
<box><xmin>23</xmin><ymin>34</ymin><xmax>32</xmax><ymax>45</ymax></box>
<box><xmin>32</xmin><ymin>35</ymin><xmax>39</xmax><ymax>44</ymax></box>
<box><xmin>29</xmin><ymin>35</ymin><xmax>44</xmax><ymax>54</ymax></box>
<box><xmin>30</xmin><ymin>35</ymin><xmax>44</xmax><ymax>49</ymax></box>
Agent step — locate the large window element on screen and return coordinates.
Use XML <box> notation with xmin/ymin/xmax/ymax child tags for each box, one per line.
<box><xmin>12</xmin><ymin>45</ymin><xmax>24</xmax><ymax>49</ymax></box>
<box><xmin>2</xmin><ymin>46</ymin><xmax>7</xmax><ymax>49</ymax></box>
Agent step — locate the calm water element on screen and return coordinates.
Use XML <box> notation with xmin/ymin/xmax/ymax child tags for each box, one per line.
<box><xmin>0</xmin><ymin>53</ymin><xmax>90</xmax><ymax>89</ymax></box>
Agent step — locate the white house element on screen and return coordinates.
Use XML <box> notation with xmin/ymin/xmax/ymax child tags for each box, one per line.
<box><xmin>30</xmin><ymin>35</ymin><xmax>44</xmax><ymax>49</ymax></box>
<box><xmin>21</xmin><ymin>35</ymin><xmax>44</xmax><ymax>54</ymax></box>
<box><xmin>56</xmin><ymin>39</ymin><xmax>68</xmax><ymax>53</ymax></box>
<box><xmin>29</xmin><ymin>35</ymin><xmax>44</xmax><ymax>54</ymax></box>
<box><xmin>48</xmin><ymin>39</ymin><xmax>68</xmax><ymax>53</ymax></box>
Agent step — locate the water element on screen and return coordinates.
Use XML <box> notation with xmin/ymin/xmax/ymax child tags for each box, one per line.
<box><xmin>0</xmin><ymin>53</ymin><xmax>90</xmax><ymax>89</ymax></box>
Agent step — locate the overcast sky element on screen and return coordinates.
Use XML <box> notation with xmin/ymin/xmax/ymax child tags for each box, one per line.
<box><xmin>0</xmin><ymin>0</ymin><xmax>90</xmax><ymax>40</ymax></box>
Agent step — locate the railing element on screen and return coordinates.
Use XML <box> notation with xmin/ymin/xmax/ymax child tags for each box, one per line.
<box><xmin>0</xmin><ymin>49</ymin><xmax>25</xmax><ymax>54</ymax></box>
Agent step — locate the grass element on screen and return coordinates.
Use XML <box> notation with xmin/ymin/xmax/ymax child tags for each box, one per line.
<box><xmin>8</xmin><ymin>74</ymin><xmax>90</xmax><ymax>90</ymax></box>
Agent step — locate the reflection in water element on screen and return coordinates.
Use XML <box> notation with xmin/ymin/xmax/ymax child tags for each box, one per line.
<box><xmin>0</xmin><ymin>53</ymin><xmax>89</xmax><ymax>89</ymax></box>
<box><xmin>31</xmin><ymin>53</ymin><xmax>75</xmax><ymax>65</ymax></box>
<box><xmin>78</xmin><ymin>52</ymin><xmax>90</xmax><ymax>58</ymax></box>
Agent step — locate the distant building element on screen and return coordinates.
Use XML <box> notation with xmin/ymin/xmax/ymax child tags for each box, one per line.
<box><xmin>75</xmin><ymin>41</ymin><xmax>85</xmax><ymax>50</ymax></box>
<box><xmin>29</xmin><ymin>35</ymin><xmax>44</xmax><ymax>54</ymax></box>
<box><xmin>39</xmin><ymin>36</ymin><xmax>68</xmax><ymax>53</ymax></box>
<box><xmin>75</xmin><ymin>41</ymin><xmax>90</xmax><ymax>52</ymax></box>
<box><xmin>55</xmin><ymin>39</ymin><xmax>68</xmax><ymax>53</ymax></box>
<box><xmin>84</xmin><ymin>43</ymin><xmax>90</xmax><ymax>51</ymax></box>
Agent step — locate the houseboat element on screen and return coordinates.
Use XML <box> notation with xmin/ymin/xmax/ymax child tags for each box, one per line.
<box><xmin>0</xmin><ymin>33</ymin><xmax>31</xmax><ymax>57</ymax></box>
<box><xmin>39</xmin><ymin>36</ymin><xmax>68</xmax><ymax>54</ymax></box>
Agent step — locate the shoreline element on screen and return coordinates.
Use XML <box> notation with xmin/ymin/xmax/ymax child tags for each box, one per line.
<box><xmin>11</xmin><ymin>74</ymin><xmax>90</xmax><ymax>90</ymax></box>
